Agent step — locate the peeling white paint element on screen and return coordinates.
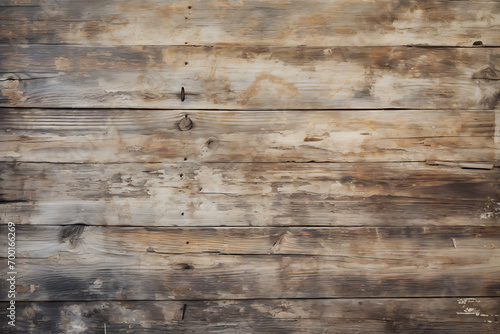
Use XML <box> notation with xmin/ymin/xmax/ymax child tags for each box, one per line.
<box><xmin>457</xmin><ymin>298</ymin><xmax>480</xmax><ymax>305</ymax></box>
<box><xmin>92</xmin><ymin>278</ymin><xmax>104</xmax><ymax>289</ymax></box>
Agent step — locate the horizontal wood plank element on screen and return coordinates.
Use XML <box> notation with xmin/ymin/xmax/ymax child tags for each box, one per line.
<box><xmin>0</xmin><ymin>251</ymin><xmax>499</xmax><ymax>300</ymax></box>
<box><xmin>1</xmin><ymin>299</ymin><xmax>499</xmax><ymax>333</ymax></box>
<box><xmin>3</xmin><ymin>197</ymin><xmax>497</xmax><ymax>227</ymax></box>
<box><xmin>1</xmin><ymin>162</ymin><xmax>499</xmax><ymax>226</ymax></box>
<box><xmin>1</xmin><ymin>0</ymin><xmax>499</xmax><ymax>47</ymax></box>
<box><xmin>0</xmin><ymin>109</ymin><xmax>496</xmax><ymax>163</ymax></box>
<box><xmin>1</xmin><ymin>45</ymin><xmax>500</xmax><ymax>109</ymax></box>
<box><xmin>2</xmin><ymin>225</ymin><xmax>498</xmax><ymax>259</ymax></box>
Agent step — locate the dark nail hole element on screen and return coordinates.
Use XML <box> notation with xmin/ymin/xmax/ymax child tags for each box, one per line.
<box><xmin>185</xmin><ymin>61</ymin><xmax>188</xmax><ymax>65</ymax></box>
<box><xmin>186</xmin><ymin>241</ymin><xmax>189</xmax><ymax>244</ymax></box>
<box><xmin>180</xmin><ymin>173</ymin><xmax>183</xmax><ymax>178</ymax></box>
<box><xmin>181</xmin><ymin>87</ymin><xmax>185</xmax><ymax>101</ymax></box>
<box><xmin>473</xmin><ymin>41</ymin><xmax>483</xmax><ymax>46</ymax></box>
<box><xmin>185</xmin><ymin>42</ymin><xmax>188</xmax><ymax>44</ymax></box>
<box><xmin>181</xmin><ymin>212</ymin><xmax>184</xmax><ymax>216</ymax></box>
<box><xmin>176</xmin><ymin>263</ymin><xmax>194</xmax><ymax>270</ymax></box>
<box><xmin>184</xmin><ymin>157</ymin><xmax>187</xmax><ymax>161</ymax></box>
<box><xmin>185</xmin><ymin>17</ymin><xmax>188</xmax><ymax>19</ymax></box>
<box><xmin>188</xmin><ymin>6</ymin><xmax>192</xmax><ymax>9</ymax></box>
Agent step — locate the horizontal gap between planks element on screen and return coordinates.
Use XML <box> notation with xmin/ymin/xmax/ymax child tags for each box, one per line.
<box><xmin>10</xmin><ymin>253</ymin><xmax>496</xmax><ymax>259</ymax></box>
<box><xmin>5</xmin><ymin>296</ymin><xmax>500</xmax><ymax>303</ymax></box>
<box><xmin>2</xmin><ymin>161</ymin><xmax>497</xmax><ymax>164</ymax></box>
<box><xmin>2</xmin><ymin>106</ymin><xmax>498</xmax><ymax>111</ymax></box>
<box><xmin>1</xmin><ymin>162</ymin><xmax>497</xmax><ymax>168</ymax></box>
<box><xmin>2</xmin><ymin>42</ymin><xmax>500</xmax><ymax>48</ymax></box>
<box><xmin>7</xmin><ymin>224</ymin><xmax>495</xmax><ymax>229</ymax></box>
<box><xmin>0</xmin><ymin>223</ymin><xmax>493</xmax><ymax>229</ymax></box>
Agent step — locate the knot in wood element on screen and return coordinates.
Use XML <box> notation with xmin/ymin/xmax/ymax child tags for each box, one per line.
<box><xmin>58</xmin><ymin>224</ymin><xmax>86</xmax><ymax>249</ymax></box>
<box><xmin>205</xmin><ymin>137</ymin><xmax>219</xmax><ymax>149</ymax></box>
<box><xmin>179</xmin><ymin>115</ymin><xmax>193</xmax><ymax>131</ymax></box>
<box><xmin>472</xmin><ymin>65</ymin><xmax>500</xmax><ymax>80</ymax></box>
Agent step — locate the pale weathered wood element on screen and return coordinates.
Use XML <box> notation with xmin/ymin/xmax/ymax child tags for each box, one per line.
<box><xmin>1</xmin><ymin>298</ymin><xmax>499</xmax><ymax>333</ymax></box>
<box><xmin>1</xmin><ymin>162</ymin><xmax>499</xmax><ymax>226</ymax></box>
<box><xmin>3</xmin><ymin>197</ymin><xmax>497</xmax><ymax>227</ymax></box>
<box><xmin>1</xmin><ymin>45</ymin><xmax>500</xmax><ymax>109</ymax></box>
<box><xmin>1</xmin><ymin>251</ymin><xmax>499</xmax><ymax>300</ymax></box>
<box><xmin>3</xmin><ymin>225</ymin><xmax>498</xmax><ymax>260</ymax></box>
<box><xmin>1</xmin><ymin>0</ymin><xmax>500</xmax><ymax>47</ymax></box>
<box><xmin>0</xmin><ymin>109</ymin><xmax>496</xmax><ymax>163</ymax></box>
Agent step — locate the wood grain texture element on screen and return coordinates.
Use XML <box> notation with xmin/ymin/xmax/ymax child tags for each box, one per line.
<box><xmin>2</xmin><ymin>1</ymin><xmax>500</xmax><ymax>332</ymax></box>
<box><xmin>0</xmin><ymin>252</ymin><xmax>499</xmax><ymax>300</ymax></box>
<box><xmin>2</xmin><ymin>225</ymin><xmax>498</xmax><ymax>259</ymax></box>
<box><xmin>1</xmin><ymin>0</ymin><xmax>500</xmax><ymax>47</ymax></box>
<box><xmin>1</xmin><ymin>299</ymin><xmax>499</xmax><ymax>333</ymax></box>
<box><xmin>1</xmin><ymin>45</ymin><xmax>500</xmax><ymax>109</ymax></box>
<box><xmin>1</xmin><ymin>162</ymin><xmax>499</xmax><ymax>226</ymax></box>
<box><xmin>0</xmin><ymin>109</ymin><xmax>496</xmax><ymax>163</ymax></box>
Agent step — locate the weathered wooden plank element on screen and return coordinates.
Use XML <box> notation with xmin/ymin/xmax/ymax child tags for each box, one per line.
<box><xmin>496</xmin><ymin>110</ymin><xmax>500</xmax><ymax>163</ymax></box>
<box><xmin>1</xmin><ymin>162</ymin><xmax>499</xmax><ymax>226</ymax></box>
<box><xmin>1</xmin><ymin>0</ymin><xmax>499</xmax><ymax>47</ymax></box>
<box><xmin>2</xmin><ymin>225</ymin><xmax>498</xmax><ymax>260</ymax></box>
<box><xmin>1</xmin><ymin>299</ymin><xmax>499</xmax><ymax>333</ymax></box>
<box><xmin>0</xmin><ymin>109</ymin><xmax>496</xmax><ymax>163</ymax></box>
<box><xmin>3</xmin><ymin>197</ymin><xmax>497</xmax><ymax>227</ymax></box>
<box><xmin>0</xmin><ymin>252</ymin><xmax>499</xmax><ymax>300</ymax></box>
<box><xmin>4</xmin><ymin>196</ymin><xmax>498</xmax><ymax>227</ymax></box>
<box><xmin>1</xmin><ymin>45</ymin><xmax>500</xmax><ymax>109</ymax></box>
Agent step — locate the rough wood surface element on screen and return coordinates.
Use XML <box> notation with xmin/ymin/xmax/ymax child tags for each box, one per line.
<box><xmin>1</xmin><ymin>299</ymin><xmax>499</xmax><ymax>333</ymax></box>
<box><xmin>1</xmin><ymin>251</ymin><xmax>499</xmax><ymax>300</ymax></box>
<box><xmin>1</xmin><ymin>45</ymin><xmax>500</xmax><ymax>109</ymax></box>
<box><xmin>2</xmin><ymin>1</ymin><xmax>500</xmax><ymax>332</ymax></box>
<box><xmin>1</xmin><ymin>162</ymin><xmax>499</xmax><ymax>226</ymax></box>
<box><xmin>1</xmin><ymin>0</ymin><xmax>499</xmax><ymax>47</ymax></box>
<box><xmin>0</xmin><ymin>109</ymin><xmax>496</xmax><ymax>163</ymax></box>
<box><xmin>3</xmin><ymin>225</ymin><xmax>498</xmax><ymax>259</ymax></box>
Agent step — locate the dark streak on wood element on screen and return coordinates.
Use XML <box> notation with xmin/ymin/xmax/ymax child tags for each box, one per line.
<box><xmin>181</xmin><ymin>303</ymin><xmax>187</xmax><ymax>320</ymax></box>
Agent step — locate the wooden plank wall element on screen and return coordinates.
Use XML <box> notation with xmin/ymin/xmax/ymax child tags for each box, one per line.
<box><xmin>1</xmin><ymin>0</ymin><xmax>499</xmax><ymax>332</ymax></box>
